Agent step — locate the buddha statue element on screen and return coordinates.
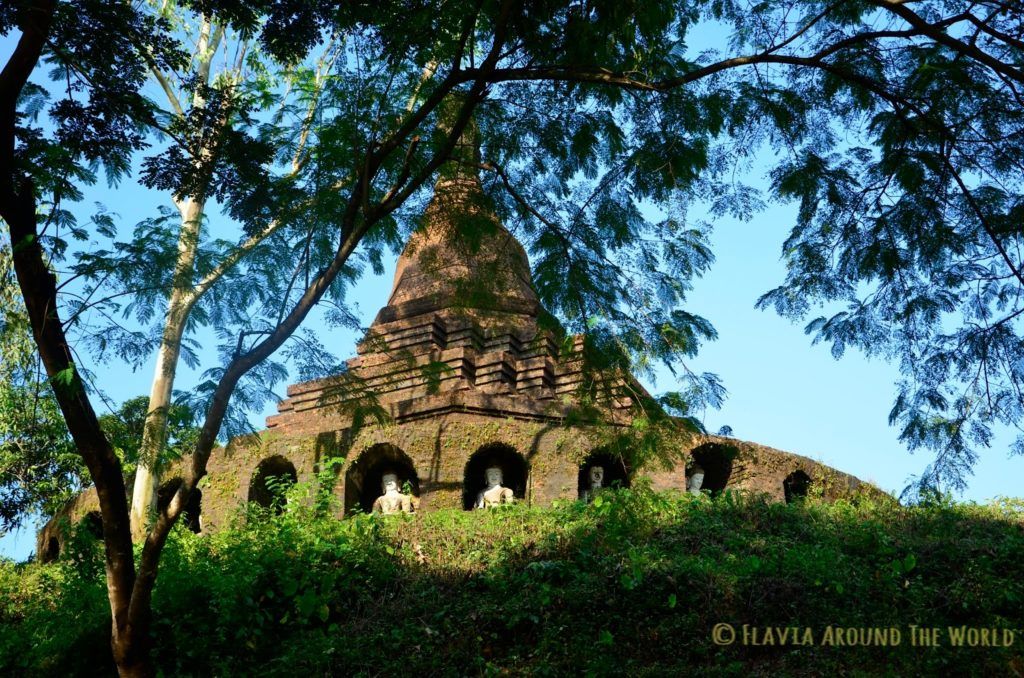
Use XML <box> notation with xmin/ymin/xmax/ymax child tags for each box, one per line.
<box><xmin>475</xmin><ymin>466</ymin><xmax>514</xmax><ymax>508</ymax></box>
<box><xmin>372</xmin><ymin>472</ymin><xmax>414</xmax><ymax>514</ymax></box>
<box><xmin>582</xmin><ymin>465</ymin><xmax>604</xmax><ymax>502</ymax></box>
<box><xmin>687</xmin><ymin>464</ymin><xmax>705</xmax><ymax>495</ymax></box>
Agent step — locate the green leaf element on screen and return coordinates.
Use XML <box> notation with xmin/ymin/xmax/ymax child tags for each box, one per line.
<box><xmin>51</xmin><ymin>365</ymin><xmax>76</xmax><ymax>387</ymax></box>
<box><xmin>297</xmin><ymin>590</ymin><xmax>317</xmax><ymax>618</ymax></box>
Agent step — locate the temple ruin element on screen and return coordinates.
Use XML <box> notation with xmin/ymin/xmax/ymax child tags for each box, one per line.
<box><xmin>37</xmin><ymin>131</ymin><xmax>877</xmax><ymax>557</ymax></box>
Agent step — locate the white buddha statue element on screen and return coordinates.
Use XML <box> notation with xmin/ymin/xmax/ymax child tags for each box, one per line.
<box><xmin>687</xmin><ymin>464</ymin><xmax>705</xmax><ymax>495</ymax></box>
<box><xmin>582</xmin><ymin>465</ymin><xmax>604</xmax><ymax>501</ymax></box>
<box><xmin>372</xmin><ymin>472</ymin><xmax>414</xmax><ymax>514</ymax></box>
<box><xmin>475</xmin><ymin>466</ymin><xmax>514</xmax><ymax>508</ymax></box>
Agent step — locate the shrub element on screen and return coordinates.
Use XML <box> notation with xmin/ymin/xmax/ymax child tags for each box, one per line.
<box><xmin>1</xmin><ymin>489</ymin><xmax>1022</xmax><ymax>676</ymax></box>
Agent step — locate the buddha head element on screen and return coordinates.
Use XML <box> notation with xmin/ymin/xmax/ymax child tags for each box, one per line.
<box><xmin>484</xmin><ymin>466</ymin><xmax>503</xmax><ymax>488</ymax></box>
<box><xmin>381</xmin><ymin>472</ymin><xmax>400</xmax><ymax>494</ymax></box>
<box><xmin>588</xmin><ymin>465</ymin><xmax>604</xmax><ymax>490</ymax></box>
<box><xmin>687</xmin><ymin>465</ymin><xmax>705</xmax><ymax>494</ymax></box>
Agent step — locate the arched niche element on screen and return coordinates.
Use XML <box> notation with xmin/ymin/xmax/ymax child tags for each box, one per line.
<box><xmin>578</xmin><ymin>449</ymin><xmax>631</xmax><ymax>499</ymax></box>
<box><xmin>463</xmin><ymin>443</ymin><xmax>529</xmax><ymax>510</ymax></box>
<box><xmin>249</xmin><ymin>455</ymin><xmax>298</xmax><ymax>512</ymax></box>
<box><xmin>689</xmin><ymin>443</ymin><xmax>735</xmax><ymax>495</ymax></box>
<box><xmin>40</xmin><ymin>536</ymin><xmax>60</xmax><ymax>563</ymax></box>
<box><xmin>784</xmin><ymin>470</ymin><xmax>812</xmax><ymax>503</ymax></box>
<box><xmin>82</xmin><ymin>511</ymin><xmax>103</xmax><ymax>539</ymax></box>
<box><xmin>157</xmin><ymin>478</ymin><xmax>203</xmax><ymax>533</ymax></box>
<box><xmin>344</xmin><ymin>443</ymin><xmax>419</xmax><ymax>515</ymax></box>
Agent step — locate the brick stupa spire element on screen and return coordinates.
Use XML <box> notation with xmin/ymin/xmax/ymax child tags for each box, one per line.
<box><xmin>373</xmin><ymin>116</ymin><xmax>539</xmax><ymax>326</ymax></box>
<box><xmin>268</xmin><ymin>110</ymin><xmax>586</xmax><ymax>427</ymax></box>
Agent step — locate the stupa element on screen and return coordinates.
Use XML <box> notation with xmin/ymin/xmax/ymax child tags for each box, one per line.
<box><xmin>37</xmin><ymin>124</ymin><xmax>875</xmax><ymax>558</ymax></box>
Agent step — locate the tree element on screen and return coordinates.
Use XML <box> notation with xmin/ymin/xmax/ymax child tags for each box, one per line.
<box><xmin>2</xmin><ymin>0</ymin><xmax>1022</xmax><ymax>674</ymax></box>
<box><xmin>3</xmin><ymin>232</ymin><xmax>195</xmax><ymax>534</ymax></box>
<box><xmin>107</xmin><ymin>5</ymin><xmax>344</xmax><ymax>540</ymax></box>
<box><xmin>0</xmin><ymin>234</ymin><xmax>86</xmax><ymax>531</ymax></box>
<box><xmin>745</xmin><ymin>0</ymin><xmax>1024</xmax><ymax>494</ymax></box>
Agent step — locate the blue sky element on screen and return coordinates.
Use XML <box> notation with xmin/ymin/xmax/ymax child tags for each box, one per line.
<box><xmin>3</xmin><ymin>24</ymin><xmax>1023</xmax><ymax>561</ymax></box>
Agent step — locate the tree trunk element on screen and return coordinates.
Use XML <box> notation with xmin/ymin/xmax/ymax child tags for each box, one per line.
<box><xmin>111</xmin><ymin>630</ymin><xmax>153</xmax><ymax>678</ymax></box>
<box><xmin>130</xmin><ymin>198</ymin><xmax>203</xmax><ymax>539</ymax></box>
<box><xmin>8</xmin><ymin>187</ymin><xmax>153</xmax><ymax>678</ymax></box>
<box><xmin>0</xmin><ymin>2</ymin><xmax>153</xmax><ymax>674</ymax></box>
<box><xmin>129</xmin><ymin>303</ymin><xmax>188</xmax><ymax>539</ymax></box>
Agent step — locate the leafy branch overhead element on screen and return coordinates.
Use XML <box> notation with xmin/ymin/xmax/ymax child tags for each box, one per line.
<box><xmin>753</xmin><ymin>4</ymin><xmax>1024</xmax><ymax>492</ymax></box>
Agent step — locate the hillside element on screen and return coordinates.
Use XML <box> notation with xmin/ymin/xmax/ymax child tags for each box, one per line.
<box><xmin>2</xmin><ymin>488</ymin><xmax>1022</xmax><ymax>676</ymax></box>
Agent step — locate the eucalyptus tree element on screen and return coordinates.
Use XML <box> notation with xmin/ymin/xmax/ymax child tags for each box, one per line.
<box><xmin>2</xmin><ymin>0</ymin><xmax>1023</xmax><ymax>675</ymax></box>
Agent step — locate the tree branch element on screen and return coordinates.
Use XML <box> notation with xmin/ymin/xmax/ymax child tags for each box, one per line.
<box><xmin>873</xmin><ymin>0</ymin><xmax>1024</xmax><ymax>85</ymax></box>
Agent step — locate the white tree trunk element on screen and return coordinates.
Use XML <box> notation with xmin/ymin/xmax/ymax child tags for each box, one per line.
<box><xmin>127</xmin><ymin>14</ymin><xmax>331</xmax><ymax>540</ymax></box>
<box><xmin>129</xmin><ymin>197</ymin><xmax>203</xmax><ymax>539</ymax></box>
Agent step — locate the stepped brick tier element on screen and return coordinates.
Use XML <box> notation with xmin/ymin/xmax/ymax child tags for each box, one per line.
<box><xmin>37</xmin><ymin>145</ymin><xmax>881</xmax><ymax>559</ymax></box>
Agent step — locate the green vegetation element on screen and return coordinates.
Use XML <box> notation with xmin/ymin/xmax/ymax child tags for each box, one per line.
<box><xmin>3</xmin><ymin>488</ymin><xmax>1021</xmax><ymax>676</ymax></box>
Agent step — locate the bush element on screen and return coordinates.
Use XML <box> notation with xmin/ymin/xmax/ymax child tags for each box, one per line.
<box><xmin>1</xmin><ymin>488</ymin><xmax>1022</xmax><ymax>676</ymax></box>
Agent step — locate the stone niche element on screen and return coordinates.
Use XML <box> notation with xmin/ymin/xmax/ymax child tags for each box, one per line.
<box><xmin>248</xmin><ymin>454</ymin><xmax>298</xmax><ymax>511</ymax></box>
<box><xmin>156</xmin><ymin>478</ymin><xmax>203</xmax><ymax>533</ymax></box>
<box><xmin>688</xmin><ymin>442</ymin><xmax>735</xmax><ymax>494</ymax></box>
<box><xmin>462</xmin><ymin>442</ymin><xmax>530</xmax><ymax>509</ymax></box>
<box><xmin>783</xmin><ymin>469</ymin><xmax>812</xmax><ymax>503</ymax></box>
<box><xmin>577</xmin><ymin>449</ymin><xmax>631</xmax><ymax>498</ymax></box>
<box><xmin>344</xmin><ymin>443</ymin><xmax>421</xmax><ymax>514</ymax></box>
